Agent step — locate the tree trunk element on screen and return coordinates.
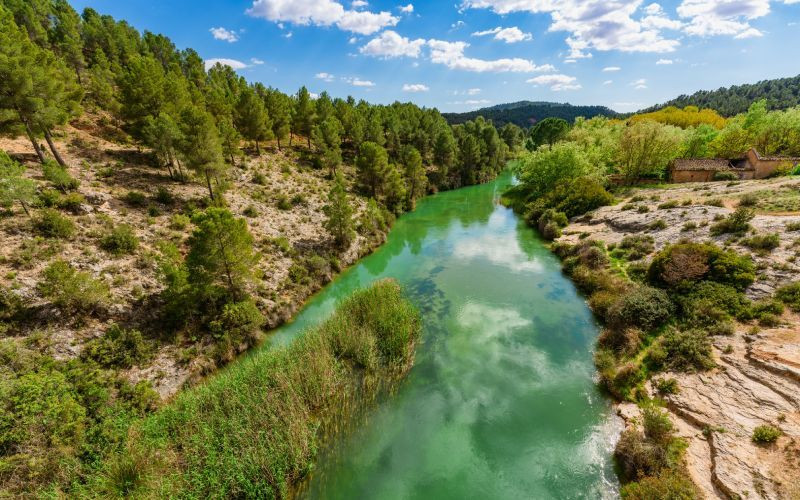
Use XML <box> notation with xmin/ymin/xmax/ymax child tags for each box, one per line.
<box><xmin>176</xmin><ymin>158</ymin><xmax>186</xmax><ymax>182</ymax></box>
<box><xmin>44</xmin><ymin>129</ymin><xmax>67</xmax><ymax>167</ymax></box>
<box><xmin>277</xmin><ymin>137</ymin><xmax>282</xmax><ymax>151</ymax></box>
<box><xmin>289</xmin><ymin>132</ymin><xmax>293</xmax><ymax>147</ymax></box>
<box><xmin>307</xmin><ymin>136</ymin><xmax>311</xmax><ymax>148</ymax></box>
<box><xmin>19</xmin><ymin>200</ymin><xmax>31</xmax><ymax>216</ymax></box>
<box><xmin>255</xmin><ymin>140</ymin><xmax>260</xmax><ymax>155</ymax></box>
<box><xmin>205</xmin><ymin>170</ymin><xmax>215</xmax><ymax>200</ymax></box>
<box><xmin>22</xmin><ymin>120</ymin><xmax>47</xmax><ymax>164</ymax></box>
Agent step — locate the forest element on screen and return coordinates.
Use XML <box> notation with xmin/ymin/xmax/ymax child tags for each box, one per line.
<box><xmin>443</xmin><ymin>100</ymin><xmax>618</xmax><ymax>128</ymax></box>
<box><xmin>640</xmin><ymin>73</ymin><xmax>800</xmax><ymax>117</ymax></box>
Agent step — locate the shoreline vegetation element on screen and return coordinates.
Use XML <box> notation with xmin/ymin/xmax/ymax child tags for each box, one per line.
<box><xmin>82</xmin><ymin>279</ymin><xmax>421</xmax><ymax>498</ymax></box>
<box><xmin>504</xmin><ymin>102</ymin><xmax>800</xmax><ymax>497</ymax></box>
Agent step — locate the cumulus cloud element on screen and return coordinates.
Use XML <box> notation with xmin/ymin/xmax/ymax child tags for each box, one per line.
<box><xmin>428</xmin><ymin>39</ymin><xmax>553</xmax><ymax>72</ymax></box>
<box><xmin>603</xmin><ymin>66</ymin><xmax>621</xmax><ymax>72</ymax></box>
<box><xmin>360</xmin><ymin>30</ymin><xmax>426</xmax><ymax>58</ymax></box>
<box><xmin>631</xmin><ymin>78</ymin><xmax>648</xmax><ymax>89</ymax></box>
<box><xmin>527</xmin><ymin>74</ymin><xmax>581</xmax><ymax>91</ymax></box>
<box><xmin>399</xmin><ymin>4</ymin><xmax>414</xmax><ymax>13</ymax></box>
<box><xmin>343</xmin><ymin>76</ymin><xmax>375</xmax><ymax>87</ymax></box>
<box><xmin>204</xmin><ymin>58</ymin><xmax>249</xmax><ymax>71</ymax></box>
<box><xmin>402</xmin><ymin>83</ymin><xmax>429</xmax><ymax>92</ymax></box>
<box><xmin>656</xmin><ymin>58</ymin><xmax>673</xmax><ymax>64</ymax></box>
<box><xmin>246</xmin><ymin>0</ymin><xmax>398</xmax><ymax>35</ymax></box>
<box><xmin>210</xmin><ymin>27</ymin><xmax>239</xmax><ymax>43</ymax></box>
<box><xmin>315</xmin><ymin>72</ymin><xmax>335</xmax><ymax>82</ymax></box>
<box><xmin>472</xmin><ymin>26</ymin><xmax>533</xmax><ymax>43</ymax></box>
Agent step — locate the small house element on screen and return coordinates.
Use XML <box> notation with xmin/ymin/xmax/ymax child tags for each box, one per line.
<box><xmin>669</xmin><ymin>148</ymin><xmax>800</xmax><ymax>183</ymax></box>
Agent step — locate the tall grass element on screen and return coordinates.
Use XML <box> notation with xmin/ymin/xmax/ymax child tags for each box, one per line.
<box><xmin>87</xmin><ymin>279</ymin><xmax>420</xmax><ymax>498</ymax></box>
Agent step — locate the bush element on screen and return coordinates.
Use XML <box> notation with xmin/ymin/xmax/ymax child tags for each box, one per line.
<box><xmin>208</xmin><ymin>299</ymin><xmax>265</xmax><ymax>361</ymax></box>
<box><xmin>598</xmin><ymin>326</ymin><xmax>641</xmax><ymax>355</ymax></box>
<box><xmin>710</xmin><ymin>206</ymin><xmax>754</xmax><ymax>235</ymax></box>
<box><xmin>713</xmin><ymin>171</ymin><xmax>738</xmax><ymax>181</ymax></box>
<box><xmin>738</xmin><ymin>193</ymin><xmax>758</xmax><ymax>207</ymax></box>
<box><xmin>252</xmin><ymin>172</ymin><xmax>267</xmax><ymax>185</ymax></box>
<box><xmin>541</xmin><ymin>221</ymin><xmax>561</xmax><ymax>240</ymax></box>
<box><xmin>124</xmin><ymin>191</ymin><xmax>148</xmax><ymax>207</ymax></box>
<box><xmin>84</xmin><ymin>324</ymin><xmax>153</xmax><ymax>368</ymax></box>
<box><xmin>658</xmin><ymin>200</ymin><xmax>679</xmax><ymax>209</ymax></box>
<box><xmin>614</xmin><ymin>429</ymin><xmax>668</xmax><ymax>481</ymax></box>
<box><xmin>657</xmin><ymin>329</ymin><xmax>715</xmax><ymax>372</ymax></box>
<box><xmin>170</xmin><ymin>214</ymin><xmax>190</xmax><ymax>230</ymax></box>
<box><xmin>33</xmin><ymin>208</ymin><xmax>75</xmax><ymax>239</ymax></box>
<box><xmin>619</xmin><ymin>235</ymin><xmax>655</xmax><ymax>260</ymax></box>
<box><xmin>37</xmin><ymin>188</ymin><xmax>62</xmax><ymax>207</ymax></box>
<box><xmin>154</xmin><ymin>187</ymin><xmax>175</xmax><ymax>205</ymax></box>
<box><xmin>752</xmin><ymin>424</ymin><xmax>781</xmax><ymax>444</ymax></box>
<box><xmin>577</xmin><ymin>244</ymin><xmax>608</xmax><ymax>269</ymax></box>
<box><xmin>607</xmin><ymin>286</ymin><xmax>674</xmax><ymax>331</ymax></box>
<box><xmin>276</xmin><ymin>194</ymin><xmax>291</xmax><ymax>210</ymax></box>
<box><xmin>537</xmin><ymin>209</ymin><xmax>568</xmax><ymax>240</ymax></box>
<box><xmin>525</xmin><ymin>176</ymin><xmax>614</xmax><ymax>220</ymax></box>
<box><xmin>655</xmin><ymin>378</ymin><xmax>679</xmax><ymax>395</ymax></box>
<box><xmin>777</xmin><ymin>282</ymin><xmax>800</xmax><ymax>311</ymax></box>
<box><xmin>648</xmin><ymin>219</ymin><xmax>667</xmax><ymax>230</ymax></box>
<box><xmin>43</xmin><ymin>160</ymin><xmax>79</xmax><ymax>192</ymax></box>
<box><xmin>58</xmin><ymin>192</ymin><xmax>86</xmax><ymax>213</ymax></box>
<box><xmin>100</xmin><ymin>224</ymin><xmax>139</xmax><ymax>255</ymax></box>
<box><xmin>242</xmin><ymin>205</ymin><xmax>259</xmax><ymax>218</ymax></box>
<box><xmin>37</xmin><ymin>260</ymin><xmax>110</xmax><ymax>315</ymax></box>
<box><xmin>742</xmin><ymin>233</ymin><xmax>780</xmax><ymax>252</ymax></box>
<box><xmin>621</xmin><ymin>470</ymin><xmax>699</xmax><ymax>499</ymax></box>
<box><xmin>678</xmin><ymin>282</ymin><xmax>751</xmax><ymax>325</ymax></box>
<box><xmin>648</xmin><ymin>242</ymin><xmax>754</xmax><ymax>291</ymax></box>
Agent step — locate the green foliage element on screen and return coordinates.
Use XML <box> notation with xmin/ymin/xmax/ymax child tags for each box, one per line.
<box><xmin>42</xmin><ymin>161</ymin><xmax>79</xmax><ymax>192</ymax></box>
<box><xmin>528</xmin><ymin>117</ymin><xmax>569</xmax><ymax>150</ymax></box>
<box><xmin>207</xmin><ymin>299</ymin><xmax>265</xmax><ymax>360</ymax></box>
<box><xmin>523</xmin><ymin>176</ymin><xmax>613</xmax><ymax>222</ymax></box>
<box><xmin>617</xmin><ymin>120</ymin><xmax>683</xmax><ymax>181</ymax></box>
<box><xmin>607</xmin><ymin>286</ymin><xmax>674</xmax><ymax>331</ymax></box>
<box><xmin>742</xmin><ymin>233</ymin><xmax>780</xmax><ymax>252</ymax></box>
<box><xmin>100</xmin><ymin>224</ymin><xmax>139</xmax><ymax>255</ymax></box>
<box><xmin>84</xmin><ymin>324</ymin><xmax>153</xmax><ymax>368</ymax></box>
<box><xmin>713</xmin><ymin>171</ymin><xmax>738</xmax><ymax>181</ymax></box>
<box><xmin>537</xmin><ymin>209</ymin><xmax>568</xmax><ymax>240</ymax></box>
<box><xmin>323</xmin><ymin>174</ymin><xmax>355</xmax><ymax>248</ymax></box>
<box><xmin>124</xmin><ymin>190</ymin><xmax>148</xmax><ymax>207</ymax></box>
<box><xmin>37</xmin><ymin>260</ymin><xmax>110</xmax><ymax>315</ymax></box>
<box><xmin>91</xmin><ymin>280</ymin><xmax>419</xmax><ymax>497</ymax></box>
<box><xmin>648</xmin><ymin>242</ymin><xmax>755</xmax><ymax>291</ymax></box>
<box><xmin>356</xmin><ymin>141</ymin><xmax>389</xmax><ymax>199</ymax></box>
<box><xmin>0</xmin><ymin>151</ymin><xmax>36</xmax><ymax>214</ymax></box>
<box><xmin>655</xmin><ymin>378</ymin><xmax>679</xmax><ymax>395</ymax></box>
<box><xmin>776</xmin><ymin>281</ymin><xmax>800</xmax><ymax>311</ymax></box>
<box><xmin>443</xmin><ymin>101</ymin><xmax>617</xmax><ymax>128</ymax></box>
<box><xmin>617</xmin><ymin>235</ymin><xmax>655</xmax><ymax>260</ymax></box>
<box><xmin>621</xmin><ymin>470</ymin><xmax>698</xmax><ymax>499</ymax></box>
<box><xmin>513</xmin><ymin>142</ymin><xmax>596</xmax><ymax>201</ymax></box>
<box><xmin>752</xmin><ymin>424</ymin><xmax>781</xmax><ymax>443</ymax></box>
<box><xmin>710</xmin><ymin>207</ymin><xmax>758</xmax><ymax>237</ymax></box>
<box><xmin>33</xmin><ymin>208</ymin><xmax>75</xmax><ymax>238</ymax></box>
<box><xmin>654</xmin><ymin>328</ymin><xmax>715</xmax><ymax>372</ymax></box>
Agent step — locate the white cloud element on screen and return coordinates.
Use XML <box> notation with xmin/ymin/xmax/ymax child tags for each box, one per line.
<box><xmin>656</xmin><ymin>58</ymin><xmax>673</xmax><ymax>64</ymax></box>
<box><xmin>204</xmin><ymin>58</ymin><xmax>249</xmax><ymax>71</ymax></box>
<box><xmin>246</xmin><ymin>0</ymin><xmax>398</xmax><ymax>35</ymax></box>
<box><xmin>603</xmin><ymin>66</ymin><xmax>621</xmax><ymax>72</ymax></box>
<box><xmin>250</xmin><ymin>58</ymin><xmax>265</xmax><ymax>65</ymax></box>
<box><xmin>210</xmin><ymin>27</ymin><xmax>239</xmax><ymax>43</ymax></box>
<box><xmin>427</xmin><ymin>39</ymin><xmax>552</xmax><ymax>72</ymax></box>
<box><xmin>359</xmin><ymin>30</ymin><xmax>426</xmax><ymax>58</ymax></box>
<box><xmin>631</xmin><ymin>78</ymin><xmax>648</xmax><ymax>89</ymax></box>
<box><xmin>315</xmin><ymin>72</ymin><xmax>335</xmax><ymax>82</ymax></box>
<box><xmin>351</xmin><ymin>0</ymin><xmax>368</xmax><ymax>7</ymax></box>
<box><xmin>402</xmin><ymin>83</ymin><xmax>429</xmax><ymax>92</ymax></box>
<box><xmin>527</xmin><ymin>74</ymin><xmax>581</xmax><ymax>91</ymax></box>
<box><xmin>472</xmin><ymin>26</ymin><xmax>533</xmax><ymax>43</ymax></box>
<box><xmin>677</xmin><ymin>0</ymin><xmax>771</xmax><ymax>39</ymax></box>
<box><xmin>399</xmin><ymin>4</ymin><xmax>414</xmax><ymax>13</ymax></box>
<box><xmin>603</xmin><ymin>80</ymin><xmax>613</xmax><ymax>85</ymax></box>
<box><xmin>343</xmin><ymin>76</ymin><xmax>375</xmax><ymax>87</ymax></box>
<box><xmin>467</xmin><ymin>88</ymin><xmax>482</xmax><ymax>95</ymax></box>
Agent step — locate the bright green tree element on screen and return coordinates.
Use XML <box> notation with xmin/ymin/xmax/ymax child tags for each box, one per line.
<box><xmin>311</xmin><ymin>116</ymin><xmax>343</xmax><ymax>177</ymax></box>
<box><xmin>179</xmin><ymin>106</ymin><xmax>226</xmax><ymax>200</ymax></box>
<box><xmin>235</xmin><ymin>86</ymin><xmax>272</xmax><ymax>154</ymax></box>
<box><xmin>186</xmin><ymin>208</ymin><xmax>259</xmax><ymax>300</ymax></box>
<box><xmin>265</xmin><ymin>88</ymin><xmax>292</xmax><ymax>150</ymax></box>
<box><xmin>143</xmin><ymin>113</ymin><xmax>185</xmax><ymax>180</ymax></box>
<box><xmin>528</xmin><ymin>117</ymin><xmax>570</xmax><ymax>150</ymax></box>
<box><xmin>356</xmin><ymin>141</ymin><xmax>389</xmax><ymax>198</ymax></box>
<box><xmin>323</xmin><ymin>173</ymin><xmax>355</xmax><ymax>248</ymax></box>
<box><xmin>0</xmin><ymin>151</ymin><xmax>36</xmax><ymax>215</ymax></box>
<box><xmin>401</xmin><ymin>145</ymin><xmax>427</xmax><ymax>209</ymax></box>
<box><xmin>293</xmin><ymin>86</ymin><xmax>315</xmax><ymax>147</ymax></box>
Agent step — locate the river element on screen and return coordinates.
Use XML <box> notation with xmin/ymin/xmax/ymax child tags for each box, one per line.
<box><xmin>267</xmin><ymin>170</ymin><xmax>621</xmax><ymax>499</ymax></box>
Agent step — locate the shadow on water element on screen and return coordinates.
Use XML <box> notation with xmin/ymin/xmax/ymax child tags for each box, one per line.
<box><xmin>254</xmin><ymin>169</ymin><xmax>621</xmax><ymax>499</ymax></box>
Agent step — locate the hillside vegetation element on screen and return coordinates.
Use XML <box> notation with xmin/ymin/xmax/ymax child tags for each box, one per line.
<box><xmin>443</xmin><ymin>101</ymin><xmax>618</xmax><ymax>128</ymax></box>
<box><xmin>0</xmin><ymin>1</ymin><xmax>513</xmax><ymax>496</ymax></box>
<box><xmin>641</xmin><ymin>73</ymin><xmax>800</xmax><ymax>117</ymax></box>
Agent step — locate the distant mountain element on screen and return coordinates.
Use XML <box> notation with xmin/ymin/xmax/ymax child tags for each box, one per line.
<box><xmin>639</xmin><ymin>74</ymin><xmax>800</xmax><ymax>117</ymax></box>
<box><xmin>442</xmin><ymin>101</ymin><xmax>619</xmax><ymax>128</ymax></box>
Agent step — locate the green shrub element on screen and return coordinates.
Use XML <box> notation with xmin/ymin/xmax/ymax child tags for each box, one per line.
<box><xmin>776</xmin><ymin>282</ymin><xmax>800</xmax><ymax>311</ymax></box>
<box><xmin>37</xmin><ymin>260</ymin><xmax>110</xmax><ymax>315</ymax></box>
<box><xmin>124</xmin><ymin>191</ymin><xmax>148</xmax><ymax>207</ymax></box>
<box><xmin>742</xmin><ymin>233</ymin><xmax>779</xmax><ymax>252</ymax></box>
<box><xmin>276</xmin><ymin>194</ymin><xmax>291</xmax><ymax>210</ymax></box>
<box><xmin>658</xmin><ymin>329</ymin><xmax>715</xmax><ymax>372</ymax></box>
<box><xmin>619</xmin><ymin>235</ymin><xmax>655</xmax><ymax>260</ymax></box>
<box><xmin>154</xmin><ymin>187</ymin><xmax>175</xmax><ymax>205</ymax></box>
<box><xmin>37</xmin><ymin>188</ymin><xmax>62</xmax><ymax>207</ymax></box>
<box><xmin>208</xmin><ymin>299</ymin><xmax>265</xmax><ymax>358</ymax></box>
<box><xmin>577</xmin><ymin>244</ymin><xmax>608</xmax><ymax>269</ymax></box>
<box><xmin>713</xmin><ymin>171</ymin><xmax>738</xmax><ymax>181</ymax></box>
<box><xmin>43</xmin><ymin>160</ymin><xmax>79</xmax><ymax>192</ymax></box>
<box><xmin>614</xmin><ymin>428</ymin><xmax>668</xmax><ymax>481</ymax></box>
<box><xmin>738</xmin><ymin>193</ymin><xmax>758</xmax><ymax>207</ymax></box>
<box><xmin>648</xmin><ymin>219</ymin><xmax>667</xmax><ymax>230</ymax></box>
<box><xmin>786</xmin><ymin>221</ymin><xmax>800</xmax><ymax>231</ymax></box>
<box><xmin>752</xmin><ymin>424</ymin><xmax>781</xmax><ymax>444</ymax></box>
<box><xmin>291</xmin><ymin>193</ymin><xmax>305</xmax><ymax>206</ymax></box>
<box><xmin>100</xmin><ymin>224</ymin><xmax>139</xmax><ymax>255</ymax></box>
<box><xmin>637</xmin><ymin>205</ymin><xmax>651</xmax><ymax>214</ymax></box>
<box><xmin>658</xmin><ymin>200</ymin><xmax>679</xmax><ymax>209</ymax></box>
<box><xmin>710</xmin><ymin>207</ymin><xmax>754</xmax><ymax>235</ymax></box>
<box><xmin>655</xmin><ymin>378</ymin><xmax>679</xmax><ymax>395</ymax></box>
<box><xmin>525</xmin><ymin>176</ymin><xmax>613</xmax><ymax>221</ymax></box>
<box><xmin>33</xmin><ymin>208</ymin><xmax>75</xmax><ymax>238</ymax></box>
<box><xmin>678</xmin><ymin>282</ymin><xmax>751</xmax><ymax>324</ymax></box>
<box><xmin>706</xmin><ymin>198</ymin><xmax>724</xmax><ymax>207</ymax></box>
<box><xmin>648</xmin><ymin>242</ymin><xmax>754</xmax><ymax>291</ymax></box>
<box><xmin>608</xmin><ymin>286</ymin><xmax>674</xmax><ymax>331</ymax></box>
<box><xmin>251</xmin><ymin>172</ymin><xmax>267</xmax><ymax>185</ymax></box>
<box><xmin>58</xmin><ymin>192</ymin><xmax>86</xmax><ymax>213</ymax></box>
<box><xmin>84</xmin><ymin>324</ymin><xmax>153</xmax><ymax>368</ymax></box>
<box><xmin>537</xmin><ymin>209</ymin><xmax>568</xmax><ymax>240</ymax></box>
<box><xmin>169</xmin><ymin>214</ymin><xmax>190</xmax><ymax>230</ymax></box>
<box><xmin>541</xmin><ymin>221</ymin><xmax>561</xmax><ymax>240</ymax></box>
<box><xmin>597</xmin><ymin>326</ymin><xmax>641</xmax><ymax>354</ymax></box>
<box><xmin>242</xmin><ymin>205</ymin><xmax>259</xmax><ymax>217</ymax></box>
<box><xmin>621</xmin><ymin>470</ymin><xmax>699</xmax><ymax>499</ymax></box>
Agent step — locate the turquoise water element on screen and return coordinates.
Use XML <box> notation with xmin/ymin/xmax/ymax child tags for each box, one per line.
<box><xmin>267</xmin><ymin>171</ymin><xmax>620</xmax><ymax>499</ymax></box>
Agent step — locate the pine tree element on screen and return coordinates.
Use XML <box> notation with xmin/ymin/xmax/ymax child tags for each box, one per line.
<box><xmin>323</xmin><ymin>173</ymin><xmax>355</xmax><ymax>248</ymax></box>
<box><xmin>0</xmin><ymin>151</ymin><xmax>36</xmax><ymax>216</ymax></box>
<box><xmin>293</xmin><ymin>86</ymin><xmax>315</xmax><ymax>148</ymax></box>
<box><xmin>235</xmin><ymin>87</ymin><xmax>272</xmax><ymax>154</ymax></box>
<box><xmin>401</xmin><ymin>145</ymin><xmax>427</xmax><ymax>210</ymax></box>
<box><xmin>265</xmin><ymin>88</ymin><xmax>291</xmax><ymax>150</ymax></box>
<box><xmin>311</xmin><ymin>116</ymin><xmax>343</xmax><ymax>177</ymax></box>
<box><xmin>143</xmin><ymin>113</ymin><xmax>185</xmax><ymax>180</ymax></box>
<box><xmin>186</xmin><ymin>208</ymin><xmax>258</xmax><ymax>300</ymax></box>
<box><xmin>179</xmin><ymin>106</ymin><xmax>226</xmax><ymax>200</ymax></box>
<box><xmin>50</xmin><ymin>0</ymin><xmax>86</xmax><ymax>84</ymax></box>
<box><xmin>356</xmin><ymin>141</ymin><xmax>389</xmax><ymax>198</ymax></box>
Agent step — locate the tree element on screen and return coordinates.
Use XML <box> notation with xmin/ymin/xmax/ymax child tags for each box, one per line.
<box><xmin>383</xmin><ymin>164</ymin><xmax>407</xmax><ymax>214</ymax></box>
<box><xmin>356</xmin><ymin>141</ymin><xmax>389</xmax><ymax>198</ymax></box>
<box><xmin>235</xmin><ymin>86</ymin><xmax>272</xmax><ymax>155</ymax></box>
<box><xmin>500</xmin><ymin>123</ymin><xmax>524</xmax><ymax>151</ymax></box>
<box><xmin>323</xmin><ymin>174</ymin><xmax>355</xmax><ymax>248</ymax></box>
<box><xmin>311</xmin><ymin>116</ymin><xmax>343</xmax><ymax>177</ymax></box>
<box><xmin>218</xmin><ymin>116</ymin><xmax>241</xmax><ymax>167</ymax></box>
<box><xmin>0</xmin><ymin>7</ymin><xmax>81</xmax><ymax>165</ymax></box>
<box><xmin>186</xmin><ymin>208</ymin><xmax>258</xmax><ymax>300</ymax></box>
<box><xmin>178</xmin><ymin>106</ymin><xmax>226</xmax><ymax>200</ymax></box>
<box><xmin>528</xmin><ymin>117</ymin><xmax>570</xmax><ymax>150</ymax></box>
<box><xmin>0</xmin><ymin>151</ymin><xmax>36</xmax><ymax>215</ymax></box>
<box><xmin>264</xmin><ymin>88</ymin><xmax>291</xmax><ymax>150</ymax></box>
<box><xmin>433</xmin><ymin>128</ymin><xmax>456</xmax><ymax>186</ymax></box>
<box><xmin>143</xmin><ymin>113</ymin><xmax>185</xmax><ymax>180</ymax></box>
<box><xmin>50</xmin><ymin>0</ymin><xmax>86</xmax><ymax>84</ymax></box>
<box><xmin>293</xmin><ymin>86</ymin><xmax>315</xmax><ymax>147</ymax></box>
<box><xmin>514</xmin><ymin>142</ymin><xmax>595</xmax><ymax>201</ymax></box>
<box><xmin>618</xmin><ymin>121</ymin><xmax>684</xmax><ymax>182</ymax></box>
<box><xmin>401</xmin><ymin>145</ymin><xmax>427</xmax><ymax>209</ymax></box>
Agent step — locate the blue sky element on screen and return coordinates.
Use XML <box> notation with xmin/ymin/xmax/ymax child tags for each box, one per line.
<box><xmin>68</xmin><ymin>0</ymin><xmax>800</xmax><ymax>113</ymax></box>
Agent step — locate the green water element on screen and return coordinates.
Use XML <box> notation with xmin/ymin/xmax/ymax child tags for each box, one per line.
<box><xmin>267</xmin><ymin>170</ymin><xmax>620</xmax><ymax>499</ymax></box>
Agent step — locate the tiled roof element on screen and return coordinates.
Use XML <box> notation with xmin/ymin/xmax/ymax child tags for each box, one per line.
<box><xmin>671</xmin><ymin>158</ymin><xmax>732</xmax><ymax>171</ymax></box>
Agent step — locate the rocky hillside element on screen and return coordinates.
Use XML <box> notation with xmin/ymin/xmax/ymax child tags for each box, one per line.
<box><xmin>1</xmin><ymin>114</ymin><xmax>386</xmax><ymax>399</ymax></box>
<box><xmin>561</xmin><ymin>178</ymin><xmax>800</xmax><ymax>499</ymax></box>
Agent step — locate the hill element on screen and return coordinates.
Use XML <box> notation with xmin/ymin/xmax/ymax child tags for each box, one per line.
<box><xmin>640</xmin><ymin>74</ymin><xmax>800</xmax><ymax>116</ymax></box>
<box><xmin>443</xmin><ymin>101</ymin><xmax>619</xmax><ymax>128</ymax></box>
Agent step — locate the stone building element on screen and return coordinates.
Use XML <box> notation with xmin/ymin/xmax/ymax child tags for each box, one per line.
<box><xmin>669</xmin><ymin>148</ymin><xmax>800</xmax><ymax>183</ymax></box>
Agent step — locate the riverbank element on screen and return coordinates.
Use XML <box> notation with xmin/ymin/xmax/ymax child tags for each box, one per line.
<box><xmin>549</xmin><ymin>178</ymin><xmax>800</xmax><ymax>498</ymax></box>
<box><xmin>77</xmin><ymin>279</ymin><xmax>420</xmax><ymax>498</ymax></box>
